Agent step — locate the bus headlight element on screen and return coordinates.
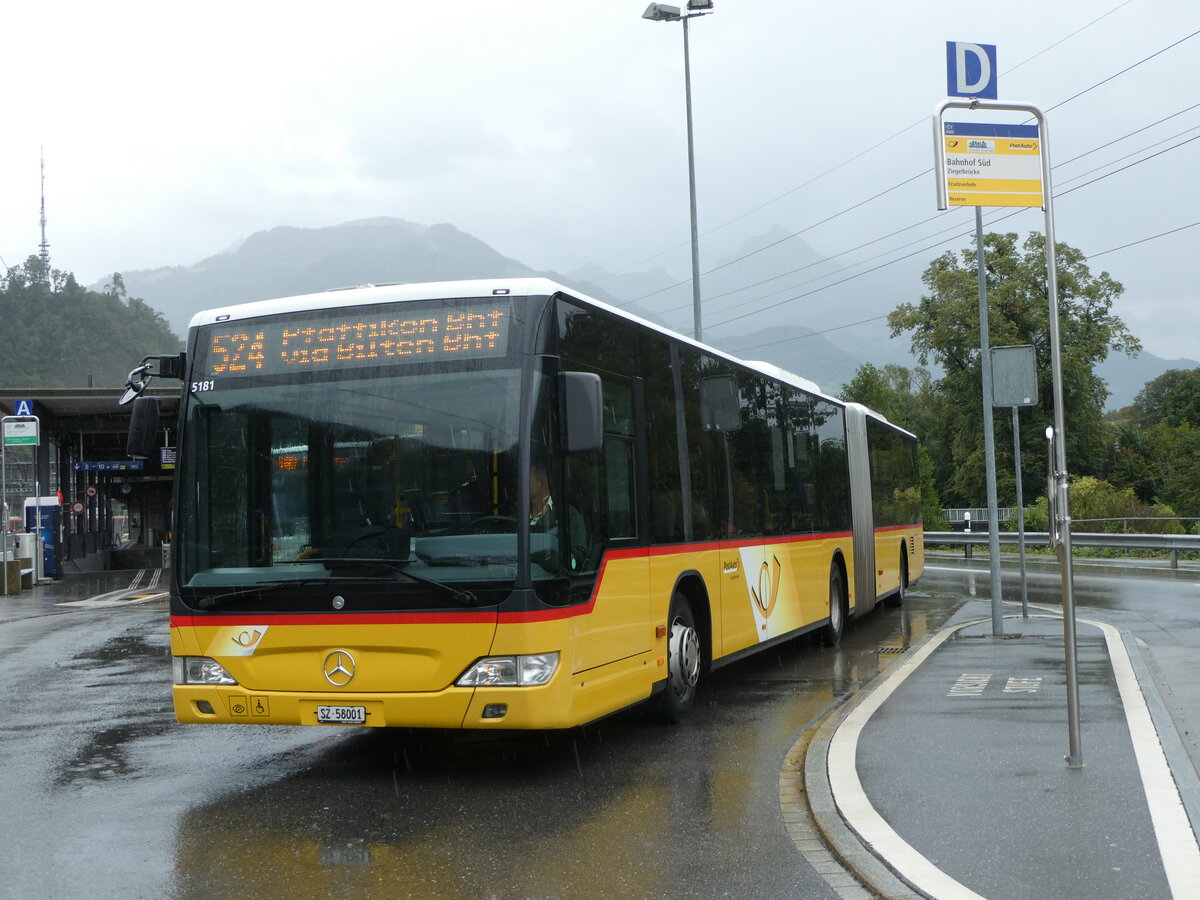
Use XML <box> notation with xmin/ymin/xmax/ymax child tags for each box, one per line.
<box><xmin>456</xmin><ymin>652</ymin><xmax>559</xmax><ymax>687</ymax></box>
<box><xmin>173</xmin><ymin>656</ymin><xmax>239</xmax><ymax>686</ymax></box>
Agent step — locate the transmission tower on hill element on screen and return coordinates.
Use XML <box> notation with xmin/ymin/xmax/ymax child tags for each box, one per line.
<box><xmin>38</xmin><ymin>147</ymin><xmax>51</xmax><ymax>280</ymax></box>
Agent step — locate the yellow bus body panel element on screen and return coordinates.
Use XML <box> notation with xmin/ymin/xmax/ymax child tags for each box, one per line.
<box><xmin>171</xmin><ymin>615</ymin><xmax>497</xmax><ymax>727</ymax></box>
<box><xmin>872</xmin><ymin>525</ymin><xmax>925</xmax><ymax>601</ymax></box>
<box><xmin>714</xmin><ymin>534</ymin><xmax>853</xmax><ymax>658</ymax></box>
<box><xmin>171</xmin><ymin>529</ymin><xmax>905</xmax><ymax>730</ymax></box>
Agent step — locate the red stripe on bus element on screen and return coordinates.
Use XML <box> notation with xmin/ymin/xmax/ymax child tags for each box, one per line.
<box><xmin>170</xmin><ymin>611</ymin><xmax>497</xmax><ymax>627</ymax></box>
<box><xmin>874</xmin><ymin>523</ymin><xmax>921</xmax><ymax>534</ymax></box>
<box><xmin>170</xmin><ymin>530</ymin><xmax>859</xmax><ymax>628</ymax></box>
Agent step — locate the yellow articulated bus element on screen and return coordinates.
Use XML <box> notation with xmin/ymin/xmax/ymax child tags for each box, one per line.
<box><xmin>121</xmin><ymin>278</ymin><xmax>922</xmax><ymax>730</ymax></box>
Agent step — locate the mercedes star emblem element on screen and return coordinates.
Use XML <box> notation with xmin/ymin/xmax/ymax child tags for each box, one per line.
<box><xmin>323</xmin><ymin>650</ymin><xmax>356</xmax><ymax>686</ymax></box>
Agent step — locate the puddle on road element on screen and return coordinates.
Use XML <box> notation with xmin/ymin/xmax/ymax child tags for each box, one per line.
<box><xmin>55</xmin><ymin>722</ymin><xmax>174</xmax><ymax>786</ymax></box>
<box><xmin>162</xmin><ymin>598</ymin><xmax>962</xmax><ymax>898</ymax></box>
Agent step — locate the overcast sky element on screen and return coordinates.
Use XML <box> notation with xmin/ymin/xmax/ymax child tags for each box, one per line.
<box><xmin>3</xmin><ymin>0</ymin><xmax>1198</xmax><ymax>359</ymax></box>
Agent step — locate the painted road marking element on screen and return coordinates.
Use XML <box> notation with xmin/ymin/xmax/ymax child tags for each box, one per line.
<box><xmin>1005</xmin><ymin>676</ymin><xmax>1042</xmax><ymax>693</ymax></box>
<box><xmin>56</xmin><ymin>570</ymin><xmax>168</xmax><ymax>608</ymax></box>
<box><xmin>947</xmin><ymin>674</ymin><xmax>1043</xmax><ymax>696</ymax></box>
<box><xmin>948</xmin><ymin>673</ymin><xmax>992</xmax><ymax>696</ymax></box>
<box><xmin>827</xmin><ymin>613</ymin><xmax>1200</xmax><ymax>899</ymax></box>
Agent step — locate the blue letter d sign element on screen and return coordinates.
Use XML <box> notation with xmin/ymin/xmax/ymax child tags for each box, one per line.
<box><xmin>946</xmin><ymin>41</ymin><xmax>997</xmax><ymax>99</ymax></box>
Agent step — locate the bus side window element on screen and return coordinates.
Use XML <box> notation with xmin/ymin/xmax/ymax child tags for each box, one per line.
<box><xmin>603</xmin><ymin>381</ymin><xmax>637</xmax><ymax>540</ymax></box>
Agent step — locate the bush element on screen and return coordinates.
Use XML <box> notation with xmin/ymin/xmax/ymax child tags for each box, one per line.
<box><xmin>1013</xmin><ymin>475</ymin><xmax>1183</xmax><ymax>533</ymax></box>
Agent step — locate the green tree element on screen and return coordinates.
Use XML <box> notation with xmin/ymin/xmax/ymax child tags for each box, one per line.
<box><xmin>0</xmin><ymin>257</ymin><xmax>180</xmax><ymax>387</ymax></box>
<box><xmin>1152</xmin><ymin>423</ymin><xmax>1200</xmax><ymax>518</ymax></box>
<box><xmin>1105</xmin><ymin>371</ymin><xmax>1200</xmax><ymax>516</ymax></box>
<box><xmin>1021</xmin><ymin>475</ymin><xmax>1182</xmax><ymax>533</ymax></box>
<box><xmin>1130</xmin><ymin>368</ymin><xmax>1200</xmax><ymax>428</ymax></box>
<box><xmin>887</xmin><ymin>232</ymin><xmax>1140</xmax><ymax>507</ymax></box>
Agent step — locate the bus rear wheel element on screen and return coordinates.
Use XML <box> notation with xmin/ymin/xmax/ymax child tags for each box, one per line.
<box><xmin>822</xmin><ymin>563</ymin><xmax>846</xmax><ymax>647</ymax></box>
<box><xmin>656</xmin><ymin>592</ymin><xmax>701</xmax><ymax>723</ymax></box>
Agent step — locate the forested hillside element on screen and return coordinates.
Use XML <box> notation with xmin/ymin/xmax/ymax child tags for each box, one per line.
<box><xmin>0</xmin><ymin>257</ymin><xmax>181</xmax><ymax>388</ymax></box>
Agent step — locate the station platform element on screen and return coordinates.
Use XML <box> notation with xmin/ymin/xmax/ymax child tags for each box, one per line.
<box><xmin>808</xmin><ymin>599</ymin><xmax>1200</xmax><ymax>899</ymax></box>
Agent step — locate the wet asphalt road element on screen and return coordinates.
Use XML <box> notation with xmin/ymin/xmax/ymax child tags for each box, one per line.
<box><xmin>0</xmin><ymin>577</ymin><xmax>957</xmax><ymax>900</ymax></box>
<box><xmin>7</xmin><ymin>557</ymin><xmax>1191</xmax><ymax>899</ymax></box>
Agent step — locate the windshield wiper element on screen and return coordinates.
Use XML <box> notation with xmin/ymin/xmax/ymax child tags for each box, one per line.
<box><xmin>289</xmin><ymin>557</ymin><xmax>482</xmax><ymax>606</ymax></box>
<box><xmin>192</xmin><ymin>579</ymin><xmax>327</xmax><ymax>610</ymax></box>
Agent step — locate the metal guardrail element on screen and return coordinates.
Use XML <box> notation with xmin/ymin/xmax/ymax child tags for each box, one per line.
<box><xmin>925</xmin><ymin>531</ymin><xmax>1200</xmax><ymax>568</ymax></box>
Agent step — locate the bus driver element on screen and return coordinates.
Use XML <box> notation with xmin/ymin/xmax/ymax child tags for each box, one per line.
<box><xmin>529</xmin><ymin>460</ymin><xmax>590</xmax><ymax>571</ymax></box>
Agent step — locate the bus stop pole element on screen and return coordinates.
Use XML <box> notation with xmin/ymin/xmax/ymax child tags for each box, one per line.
<box><xmin>975</xmin><ymin>206</ymin><xmax>1004</xmax><ymax>637</ymax></box>
<box><xmin>1039</xmin><ymin>111</ymin><xmax>1084</xmax><ymax>767</ymax></box>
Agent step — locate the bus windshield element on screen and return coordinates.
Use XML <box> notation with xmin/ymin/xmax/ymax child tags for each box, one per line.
<box><xmin>177</xmin><ymin>363</ymin><xmax>534</xmax><ymax>607</ymax></box>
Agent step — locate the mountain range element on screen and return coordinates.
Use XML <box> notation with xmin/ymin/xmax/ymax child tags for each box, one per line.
<box><xmin>105</xmin><ymin>217</ymin><xmax>1196</xmax><ymax>409</ymax></box>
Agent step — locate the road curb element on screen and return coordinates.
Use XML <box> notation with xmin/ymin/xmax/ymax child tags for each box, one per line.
<box><xmin>799</xmin><ymin>673</ymin><xmax>926</xmax><ymax>899</ymax></box>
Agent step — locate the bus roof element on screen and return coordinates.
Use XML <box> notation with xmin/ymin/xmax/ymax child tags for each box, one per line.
<box><xmin>188</xmin><ymin>276</ymin><xmax>867</xmax><ymax>416</ymax></box>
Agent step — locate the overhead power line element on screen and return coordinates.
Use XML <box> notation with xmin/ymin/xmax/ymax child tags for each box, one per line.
<box><xmin>721</xmin><ymin>128</ymin><xmax>1200</xmax><ymax>348</ymax></box>
<box><xmin>659</xmin><ymin>102</ymin><xmax>1200</xmax><ymax>324</ymax></box>
<box><xmin>604</xmin><ymin>0</ymin><xmax>1140</xmax><ymax>282</ymax></box>
<box><xmin>730</xmin><ymin>216</ymin><xmax>1200</xmax><ymax>356</ymax></box>
<box><xmin>1090</xmin><ymin>220</ymin><xmax>1200</xmax><ymax>258</ymax></box>
<box><xmin>680</xmin><ymin>21</ymin><xmax>1200</xmax><ymax>309</ymax></box>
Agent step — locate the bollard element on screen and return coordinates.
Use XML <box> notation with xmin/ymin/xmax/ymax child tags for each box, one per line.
<box><xmin>3</xmin><ymin>559</ymin><xmax>20</xmax><ymax>595</ymax></box>
<box><xmin>17</xmin><ymin>557</ymin><xmax>32</xmax><ymax>590</ymax></box>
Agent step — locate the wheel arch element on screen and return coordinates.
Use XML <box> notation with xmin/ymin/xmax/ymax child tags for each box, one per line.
<box><xmin>830</xmin><ymin>548</ymin><xmax>851</xmax><ymax>617</ymax></box>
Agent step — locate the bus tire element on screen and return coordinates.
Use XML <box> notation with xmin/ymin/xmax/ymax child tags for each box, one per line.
<box><xmin>822</xmin><ymin>562</ymin><xmax>846</xmax><ymax>647</ymax></box>
<box><xmin>656</xmin><ymin>592</ymin><xmax>701</xmax><ymax>723</ymax></box>
<box><xmin>884</xmin><ymin>546</ymin><xmax>909</xmax><ymax>608</ymax></box>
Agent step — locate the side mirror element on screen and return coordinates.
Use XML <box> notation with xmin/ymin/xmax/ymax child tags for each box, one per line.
<box><xmin>127</xmin><ymin>396</ymin><xmax>161</xmax><ymax>460</ymax></box>
<box><xmin>559</xmin><ymin>372</ymin><xmax>604</xmax><ymax>453</ymax></box>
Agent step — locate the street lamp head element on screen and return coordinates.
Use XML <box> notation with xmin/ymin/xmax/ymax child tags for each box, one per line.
<box><xmin>687</xmin><ymin>0</ymin><xmax>714</xmax><ymax>9</ymax></box>
<box><xmin>642</xmin><ymin>3</ymin><xmax>682</xmax><ymax>21</ymax></box>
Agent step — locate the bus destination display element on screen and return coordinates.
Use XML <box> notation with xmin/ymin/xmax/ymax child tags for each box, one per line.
<box><xmin>202</xmin><ymin>299</ymin><xmax>510</xmax><ymax>378</ymax></box>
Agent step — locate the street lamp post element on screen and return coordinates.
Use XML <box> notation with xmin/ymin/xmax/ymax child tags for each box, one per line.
<box><xmin>642</xmin><ymin>1</ymin><xmax>714</xmax><ymax>343</ymax></box>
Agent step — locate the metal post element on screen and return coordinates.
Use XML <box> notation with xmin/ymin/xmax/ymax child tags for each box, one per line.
<box><xmin>682</xmin><ymin>16</ymin><xmax>703</xmax><ymax>342</ymax></box>
<box><xmin>975</xmin><ymin>206</ymin><xmax>1004</xmax><ymax>636</ymax></box>
<box><xmin>1</xmin><ymin>438</ymin><xmax>7</xmax><ymax>596</ymax></box>
<box><xmin>1046</xmin><ymin>428</ymin><xmax>1057</xmax><ymax>545</ymax></box>
<box><xmin>1039</xmin><ymin>113</ymin><xmax>1084</xmax><ymax>768</ymax></box>
<box><xmin>1013</xmin><ymin>406</ymin><xmax>1029</xmax><ymax>617</ymax></box>
<box><xmin>34</xmin><ymin>470</ymin><xmax>42</xmax><ymax>584</ymax></box>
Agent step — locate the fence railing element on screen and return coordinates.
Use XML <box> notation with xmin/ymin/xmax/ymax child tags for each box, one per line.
<box><xmin>924</xmin><ymin>531</ymin><xmax>1200</xmax><ymax>569</ymax></box>
<box><xmin>944</xmin><ymin>508</ymin><xmax>1014</xmax><ymax>524</ymax></box>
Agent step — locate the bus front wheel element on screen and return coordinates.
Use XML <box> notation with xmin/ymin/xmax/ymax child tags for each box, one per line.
<box><xmin>822</xmin><ymin>563</ymin><xmax>846</xmax><ymax>647</ymax></box>
<box><xmin>656</xmin><ymin>592</ymin><xmax>701</xmax><ymax>723</ymax></box>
